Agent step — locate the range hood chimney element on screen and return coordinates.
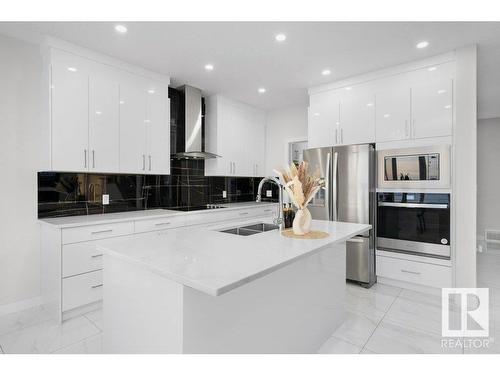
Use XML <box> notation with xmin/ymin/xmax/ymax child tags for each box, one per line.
<box><xmin>170</xmin><ymin>85</ymin><xmax>220</xmax><ymax>160</ymax></box>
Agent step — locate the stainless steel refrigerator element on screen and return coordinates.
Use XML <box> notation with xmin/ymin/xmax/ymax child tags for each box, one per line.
<box><xmin>303</xmin><ymin>144</ymin><xmax>376</xmax><ymax>287</ymax></box>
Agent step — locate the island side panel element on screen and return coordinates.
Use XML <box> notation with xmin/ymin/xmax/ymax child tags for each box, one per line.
<box><xmin>182</xmin><ymin>242</ymin><xmax>346</xmax><ymax>354</ymax></box>
<box><xmin>102</xmin><ymin>255</ymin><xmax>184</xmax><ymax>353</ymax></box>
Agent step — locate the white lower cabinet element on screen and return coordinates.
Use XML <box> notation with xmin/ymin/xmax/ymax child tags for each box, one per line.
<box><xmin>41</xmin><ymin>205</ymin><xmax>277</xmax><ymax>321</ymax></box>
<box><xmin>376</xmin><ymin>253</ymin><xmax>452</xmax><ymax>288</ymax></box>
<box><xmin>62</xmin><ymin>270</ymin><xmax>103</xmax><ymax>312</ymax></box>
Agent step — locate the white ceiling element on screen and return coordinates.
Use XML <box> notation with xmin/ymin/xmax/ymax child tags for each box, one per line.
<box><xmin>3</xmin><ymin>22</ymin><xmax>500</xmax><ymax>118</ymax></box>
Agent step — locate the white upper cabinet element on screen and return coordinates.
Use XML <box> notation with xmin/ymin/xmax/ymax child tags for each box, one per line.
<box><xmin>51</xmin><ymin>50</ymin><xmax>90</xmax><ymax>172</ymax></box>
<box><xmin>48</xmin><ymin>48</ymin><xmax>170</xmax><ymax>174</ymax></box>
<box><xmin>119</xmin><ymin>75</ymin><xmax>148</xmax><ymax>174</ymax></box>
<box><xmin>88</xmin><ymin>64</ymin><xmax>120</xmax><ymax>173</ymax></box>
<box><xmin>410</xmin><ymin>62</ymin><xmax>454</xmax><ymax>139</ymax></box>
<box><xmin>375</xmin><ymin>76</ymin><xmax>411</xmax><ymax>142</ymax></box>
<box><xmin>146</xmin><ymin>85</ymin><xmax>170</xmax><ymax>175</ymax></box>
<box><xmin>308</xmin><ymin>90</ymin><xmax>340</xmax><ymax>148</ymax></box>
<box><xmin>205</xmin><ymin>95</ymin><xmax>266</xmax><ymax>177</ymax></box>
<box><xmin>339</xmin><ymin>84</ymin><xmax>376</xmax><ymax>145</ymax></box>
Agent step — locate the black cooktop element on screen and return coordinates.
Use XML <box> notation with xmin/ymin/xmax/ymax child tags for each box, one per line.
<box><xmin>169</xmin><ymin>205</ymin><xmax>226</xmax><ymax>212</ymax></box>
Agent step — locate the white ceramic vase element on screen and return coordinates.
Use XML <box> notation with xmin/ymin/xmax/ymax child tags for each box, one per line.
<box><xmin>292</xmin><ymin>207</ymin><xmax>312</xmax><ymax>235</ymax></box>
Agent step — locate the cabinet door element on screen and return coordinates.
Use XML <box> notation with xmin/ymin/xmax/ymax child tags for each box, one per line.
<box><xmin>119</xmin><ymin>75</ymin><xmax>147</xmax><ymax>174</ymax></box>
<box><xmin>411</xmin><ymin>63</ymin><xmax>454</xmax><ymax>139</ymax></box>
<box><xmin>51</xmin><ymin>50</ymin><xmax>89</xmax><ymax>171</ymax></box>
<box><xmin>218</xmin><ymin>100</ymin><xmax>240</xmax><ymax>176</ymax></box>
<box><xmin>339</xmin><ymin>84</ymin><xmax>375</xmax><ymax>145</ymax></box>
<box><xmin>308</xmin><ymin>91</ymin><xmax>340</xmax><ymax>148</ymax></box>
<box><xmin>146</xmin><ymin>84</ymin><xmax>170</xmax><ymax>174</ymax></box>
<box><xmin>375</xmin><ymin>77</ymin><xmax>411</xmax><ymax>142</ymax></box>
<box><xmin>88</xmin><ymin>65</ymin><xmax>120</xmax><ymax>173</ymax></box>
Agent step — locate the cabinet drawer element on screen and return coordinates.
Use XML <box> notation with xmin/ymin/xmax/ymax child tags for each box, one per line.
<box><xmin>62</xmin><ymin>242</ymin><xmax>104</xmax><ymax>277</ymax></box>
<box><xmin>376</xmin><ymin>255</ymin><xmax>451</xmax><ymax>288</ymax></box>
<box><xmin>62</xmin><ymin>270</ymin><xmax>103</xmax><ymax>312</ymax></box>
<box><xmin>62</xmin><ymin>221</ymin><xmax>134</xmax><ymax>244</ymax></box>
<box><xmin>134</xmin><ymin>216</ymin><xmax>185</xmax><ymax>233</ymax></box>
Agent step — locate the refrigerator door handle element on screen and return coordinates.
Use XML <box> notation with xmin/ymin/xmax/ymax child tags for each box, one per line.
<box><xmin>331</xmin><ymin>151</ymin><xmax>338</xmax><ymax>221</ymax></box>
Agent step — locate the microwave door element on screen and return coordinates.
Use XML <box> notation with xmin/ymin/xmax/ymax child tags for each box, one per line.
<box><xmin>303</xmin><ymin>147</ymin><xmax>331</xmax><ymax>221</ymax></box>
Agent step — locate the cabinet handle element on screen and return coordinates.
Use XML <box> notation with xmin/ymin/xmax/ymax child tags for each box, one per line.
<box><xmin>264</xmin><ymin>209</ymin><xmax>273</xmax><ymax>212</ymax></box>
<box><xmin>91</xmin><ymin>254</ymin><xmax>103</xmax><ymax>258</ymax></box>
<box><xmin>239</xmin><ymin>212</ymin><xmax>249</xmax><ymax>216</ymax></box>
<box><xmin>91</xmin><ymin>229</ymin><xmax>113</xmax><ymax>235</ymax></box>
<box><xmin>92</xmin><ymin>150</ymin><xmax>95</xmax><ymax>169</ymax></box>
<box><xmin>154</xmin><ymin>222</ymin><xmax>171</xmax><ymax>227</ymax></box>
<box><xmin>335</xmin><ymin>129</ymin><xmax>338</xmax><ymax>144</ymax></box>
<box><xmin>149</xmin><ymin>155</ymin><xmax>152</xmax><ymax>171</ymax></box>
<box><xmin>142</xmin><ymin>155</ymin><xmax>146</xmax><ymax>170</ymax></box>
<box><xmin>340</xmin><ymin>128</ymin><xmax>344</xmax><ymax>143</ymax></box>
<box><xmin>91</xmin><ymin>284</ymin><xmax>103</xmax><ymax>289</ymax></box>
<box><xmin>401</xmin><ymin>269</ymin><xmax>421</xmax><ymax>275</ymax></box>
<box><xmin>234</xmin><ymin>162</ymin><xmax>236</xmax><ymax>175</ymax></box>
<box><xmin>84</xmin><ymin>150</ymin><xmax>87</xmax><ymax>168</ymax></box>
<box><xmin>412</xmin><ymin>119</ymin><xmax>416</xmax><ymax>138</ymax></box>
<box><xmin>405</xmin><ymin>120</ymin><xmax>409</xmax><ymax>138</ymax></box>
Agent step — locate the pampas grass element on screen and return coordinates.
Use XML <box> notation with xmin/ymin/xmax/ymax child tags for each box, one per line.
<box><xmin>274</xmin><ymin>161</ymin><xmax>325</xmax><ymax>210</ymax></box>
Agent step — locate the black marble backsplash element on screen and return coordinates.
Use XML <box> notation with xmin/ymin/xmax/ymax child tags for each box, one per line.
<box><xmin>38</xmin><ymin>159</ymin><xmax>278</xmax><ymax>218</ymax></box>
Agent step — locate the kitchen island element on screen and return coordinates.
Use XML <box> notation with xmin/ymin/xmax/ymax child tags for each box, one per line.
<box><xmin>99</xmin><ymin>219</ymin><xmax>371</xmax><ymax>353</ymax></box>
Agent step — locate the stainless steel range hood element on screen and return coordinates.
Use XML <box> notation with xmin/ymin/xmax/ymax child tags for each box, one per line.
<box><xmin>171</xmin><ymin>85</ymin><xmax>220</xmax><ymax>160</ymax></box>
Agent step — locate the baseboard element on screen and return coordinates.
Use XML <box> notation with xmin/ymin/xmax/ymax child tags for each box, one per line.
<box><xmin>0</xmin><ymin>295</ymin><xmax>43</xmax><ymax>317</ymax></box>
<box><xmin>377</xmin><ymin>276</ymin><xmax>442</xmax><ymax>296</ymax></box>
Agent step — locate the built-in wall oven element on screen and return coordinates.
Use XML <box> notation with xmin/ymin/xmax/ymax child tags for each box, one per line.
<box><xmin>377</xmin><ymin>192</ymin><xmax>451</xmax><ymax>259</ymax></box>
<box><xmin>377</xmin><ymin>145</ymin><xmax>451</xmax><ymax>189</ymax></box>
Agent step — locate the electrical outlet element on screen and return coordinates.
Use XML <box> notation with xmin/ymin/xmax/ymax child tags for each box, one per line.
<box><xmin>266</xmin><ymin>190</ymin><xmax>272</xmax><ymax>198</ymax></box>
<box><xmin>222</xmin><ymin>190</ymin><xmax>227</xmax><ymax>198</ymax></box>
<box><xmin>102</xmin><ymin>194</ymin><xmax>110</xmax><ymax>205</ymax></box>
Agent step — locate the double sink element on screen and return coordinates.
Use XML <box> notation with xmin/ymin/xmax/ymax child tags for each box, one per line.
<box><xmin>219</xmin><ymin>222</ymin><xmax>279</xmax><ymax>236</ymax></box>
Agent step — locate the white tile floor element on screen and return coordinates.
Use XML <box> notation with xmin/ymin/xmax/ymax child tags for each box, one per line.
<box><xmin>0</xmin><ymin>251</ymin><xmax>499</xmax><ymax>354</ymax></box>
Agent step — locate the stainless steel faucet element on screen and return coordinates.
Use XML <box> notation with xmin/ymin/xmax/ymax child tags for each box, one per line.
<box><xmin>255</xmin><ymin>176</ymin><xmax>283</xmax><ymax>229</ymax></box>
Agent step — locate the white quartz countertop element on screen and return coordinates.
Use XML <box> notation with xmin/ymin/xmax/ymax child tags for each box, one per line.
<box><xmin>38</xmin><ymin>202</ymin><xmax>277</xmax><ymax>228</ymax></box>
<box><xmin>98</xmin><ymin>219</ymin><xmax>371</xmax><ymax>297</ymax></box>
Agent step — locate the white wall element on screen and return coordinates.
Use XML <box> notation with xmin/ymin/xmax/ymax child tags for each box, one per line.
<box><xmin>477</xmin><ymin>118</ymin><xmax>500</xmax><ymax>238</ymax></box>
<box><xmin>264</xmin><ymin>105</ymin><xmax>308</xmax><ymax>175</ymax></box>
<box><xmin>0</xmin><ymin>34</ymin><xmax>46</xmax><ymax>308</ymax></box>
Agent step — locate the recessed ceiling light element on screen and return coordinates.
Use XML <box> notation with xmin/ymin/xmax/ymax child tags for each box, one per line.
<box><xmin>95</xmin><ymin>111</ymin><xmax>102</xmax><ymax>115</ymax></box>
<box><xmin>258</xmin><ymin>88</ymin><xmax>266</xmax><ymax>94</ymax></box>
<box><xmin>383</xmin><ymin>113</ymin><xmax>390</xmax><ymax>118</ymax></box>
<box><xmin>416</xmin><ymin>41</ymin><xmax>429</xmax><ymax>49</ymax></box>
<box><xmin>437</xmin><ymin>89</ymin><xmax>446</xmax><ymax>94</ymax></box>
<box><xmin>444</xmin><ymin>105</ymin><xmax>452</xmax><ymax>109</ymax></box>
<box><xmin>321</xmin><ymin>69</ymin><xmax>331</xmax><ymax>76</ymax></box>
<box><xmin>345</xmin><ymin>87</ymin><xmax>352</xmax><ymax>91</ymax></box>
<box><xmin>366</xmin><ymin>102</ymin><xmax>374</xmax><ymax>107</ymax></box>
<box><xmin>313</xmin><ymin>112</ymin><xmax>320</xmax><ymax>117</ymax></box>
<box><xmin>428</xmin><ymin>66</ymin><xmax>437</xmax><ymax>72</ymax></box>
<box><xmin>275</xmin><ymin>33</ymin><xmax>286</xmax><ymax>42</ymax></box>
<box><xmin>115</xmin><ymin>25</ymin><xmax>128</xmax><ymax>34</ymax></box>
<box><xmin>119</xmin><ymin>100</ymin><xmax>125</xmax><ymax>104</ymax></box>
<box><xmin>147</xmin><ymin>89</ymin><xmax>155</xmax><ymax>94</ymax></box>
<box><xmin>204</xmin><ymin>64</ymin><xmax>214</xmax><ymax>71</ymax></box>
<box><xmin>67</xmin><ymin>67</ymin><xmax>77</xmax><ymax>72</ymax></box>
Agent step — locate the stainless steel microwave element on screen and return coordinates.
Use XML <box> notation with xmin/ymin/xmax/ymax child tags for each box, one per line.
<box><xmin>377</xmin><ymin>145</ymin><xmax>451</xmax><ymax>189</ymax></box>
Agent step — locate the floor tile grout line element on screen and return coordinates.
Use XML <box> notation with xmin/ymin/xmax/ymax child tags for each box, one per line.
<box><xmin>83</xmin><ymin>314</ymin><xmax>102</xmax><ymax>333</ymax></box>
<box><xmin>49</xmin><ymin>332</ymin><xmax>102</xmax><ymax>354</ymax></box>
<box><xmin>359</xmin><ymin>286</ymin><xmax>403</xmax><ymax>353</ymax></box>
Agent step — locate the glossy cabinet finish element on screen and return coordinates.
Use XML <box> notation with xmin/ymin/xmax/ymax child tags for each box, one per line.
<box><xmin>51</xmin><ymin>50</ymin><xmax>90</xmax><ymax>171</ymax></box>
<box><xmin>88</xmin><ymin>65</ymin><xmax>120</xmax><ymax>172</ymax></box>
<box><xmin>410</xmin><ymin>63</ymin><xmax>454</xmax><ymax>139</ymax></box>
<box><xmin>375</xmin><ymin>76</ymin><xmax>411</xmax><ymax>142</ymax></box>
<box><xmin>339</xmin><ymin>84</ymin><xmax>376</xmax><ymax>145</ymax></box>
<box><xmin>205</xmin><ymin>96</ymin><xmax>266</xmax><ymax>177</ymax></box>
<box><xmin>308</xmin><ymin>90</ymin><xmax>340</xmax><ymax>148</ymax></box>
<box><xmin>49</xmin><ymin>48</ymin><xmax>170</xmax><ymax>174</ymax></box>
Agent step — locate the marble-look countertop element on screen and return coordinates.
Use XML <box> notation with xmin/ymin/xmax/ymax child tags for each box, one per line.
<box><xmin>98</xmin><ymin>219</ymin><xmax>371</xmax><ymax>296</ymax></box>
<box><xmin>38</xmin><ymin>202</ymin><xmax>278</xmax><ymax>228</ymax></box>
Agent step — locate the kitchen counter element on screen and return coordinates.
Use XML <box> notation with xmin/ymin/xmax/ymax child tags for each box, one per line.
<box><xmin>99</xmin><ymin>219</ymin><xmax>371</xmax><ymax>296</ymax></box>
<box><xmin>38</xmin><ymin>202</ymin><xmax>278</xmax><ymax>228</ymax></box>
<box><xmin>102</xmin><ymin>218</ymin><xmax>371</xmax><ymax>353</ymax></box>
